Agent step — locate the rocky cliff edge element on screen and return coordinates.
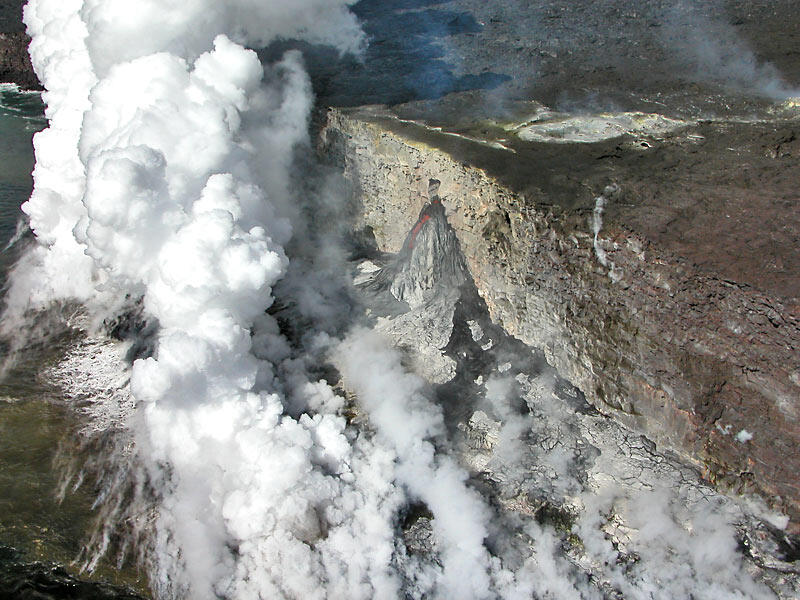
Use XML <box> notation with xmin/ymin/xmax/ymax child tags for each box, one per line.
<box><xmin>320</xmin><ymin>99</ymin><xmax>800</xmax><ymax>530</ymax></box>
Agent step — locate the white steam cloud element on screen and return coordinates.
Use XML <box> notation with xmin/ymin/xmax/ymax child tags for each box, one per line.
<box><xmin>11</xmin><ymin>0</ymin><xmax>535</xmax><ymax>597</ymax></box>
<box><xmin>336</xmin><ymin>329</ymin><xmax>500</xmax><ymax>598</ymax></box>
<box><xmin>11</xmin><ymin>1</ymin><xmax>428</xmax><ymax>598</ymax></box>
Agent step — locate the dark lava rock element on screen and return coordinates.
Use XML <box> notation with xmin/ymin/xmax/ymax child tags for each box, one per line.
<box><xmin>0</xmin><ymin>32</ymin><xmax>38</xmax><ymax>90</ymax></box>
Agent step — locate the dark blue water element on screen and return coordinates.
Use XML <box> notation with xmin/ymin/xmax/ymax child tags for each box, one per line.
<box><xmin>0</xmin><ymin>85</ymin><xmax>44</xmax><ymax>274</ymax></box>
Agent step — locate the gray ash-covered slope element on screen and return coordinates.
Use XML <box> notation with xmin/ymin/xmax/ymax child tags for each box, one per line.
<box><xmin>358</xmin><ymin>178</ymin><xmax>551</xmax><ymax>395</ymax></box>
<box><xmin>356</xmin><ymin>179</ymin><xmax>473</xmax><ymax>384</ymax></box>
<box><xmin>350</xmin><ymin>180</ymin><xmax>800</xmax><ymax>598</ymax></box>
<box><xmin>386</xmin><ymin>180</ymin><xmax>470</xmax><ymax>309</ymax></box>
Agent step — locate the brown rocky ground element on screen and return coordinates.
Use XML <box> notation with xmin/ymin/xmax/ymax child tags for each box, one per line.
<box><xmin>358</xmin><ymin>101</ymin><xmax>800</xmax><ymax>301</ymax></box>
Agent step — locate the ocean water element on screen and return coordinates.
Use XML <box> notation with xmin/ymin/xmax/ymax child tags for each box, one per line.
<box><xmin>0</xmin><ymin>85</ymin><xmax>42</xmax><ymax>272</ymax></box>
<box><xmin>0</xmin><ymin>85</ymin><xmax>147</xmax><ymax>595</ymax></box>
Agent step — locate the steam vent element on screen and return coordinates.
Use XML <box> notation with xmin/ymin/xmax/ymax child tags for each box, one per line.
<box><xmin>1</xmin><ymin>0</ymin><xmax>799</xmax><ymax>598</ymax></box>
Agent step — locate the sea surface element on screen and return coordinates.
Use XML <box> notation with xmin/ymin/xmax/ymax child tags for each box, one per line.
<box><xmin>0</xmin><ymin>84</ymin><xmax>147</xmax><ymax>596</ymax></box>
<box><xmin>0</xmin><ymin>85</ymin><xmax>41</xmax><ymax>270</ymax></box>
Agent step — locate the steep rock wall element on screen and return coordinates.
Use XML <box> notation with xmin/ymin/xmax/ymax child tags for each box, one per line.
<box><xmin>0</xmin><ymin>32</ymin><xmax>38</xmax><ymax>90</ymax></box>
<box><xmin>0</xmin><ymin>0</ymin><xmax>39</xmax><ymax>90</ymax></box>
<box><xmin>320</xmin><ymin>107</ymin><xmax>800</xmax><ymax>529</ymax></box>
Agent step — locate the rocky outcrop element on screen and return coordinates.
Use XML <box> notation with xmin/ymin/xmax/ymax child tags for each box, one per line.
<box><xmin>0</xmin><ymin>0</ymin><xmax>39</xmax><ymax>90</ymax></box>
<box><xmin>0</xmin><ymin>32</ymin><xmax>38</xmax><ymax>89</ymax></box>
<box><xmin>320</xmin><ymin>103</ymin><xmax>800</xmax><ymax>529</ymax></box>
<box><xmin>0</xmin><ymin>31</ymin><xmax>37</xmax><ymax>90</ymax></box>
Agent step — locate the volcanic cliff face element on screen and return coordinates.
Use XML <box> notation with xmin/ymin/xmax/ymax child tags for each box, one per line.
<box><xmin>0</xmin><ymin>1</ymin><xmax>38</xmax><ymax>90</ymax></box>
<box><xmin>320</xmin><ymin>101</ymin><xmax>800</xmax><ymax>530</ymax></box>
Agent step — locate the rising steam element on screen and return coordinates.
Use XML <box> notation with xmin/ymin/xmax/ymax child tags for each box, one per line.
<box><xmin>12</xmin><ymin>1</ymin><xmax>415</xmax><ymax>597</ymax></box>
<box><xmin>10</xmin><ymin>0</ymin><xmax>522</xmax><ymax>597</ymax></box>
<box><xmin>664</xmin><ymin>1</ymin><xmax>799</xmax><ymax>100</ymax></box>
